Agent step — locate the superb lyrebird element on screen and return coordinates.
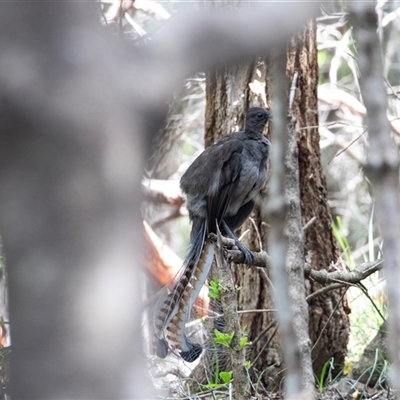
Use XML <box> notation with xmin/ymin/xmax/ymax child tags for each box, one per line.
<box><xmin>153</xmin><ymin>107</ymin><xmax>272</xmax><ymax>362</ymax></box>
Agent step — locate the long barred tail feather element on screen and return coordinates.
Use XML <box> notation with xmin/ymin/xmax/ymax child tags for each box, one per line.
<box><xmin>152</xmin><ymin>218</ymin><xmax>214</xmax><ymax>361</ymax></box>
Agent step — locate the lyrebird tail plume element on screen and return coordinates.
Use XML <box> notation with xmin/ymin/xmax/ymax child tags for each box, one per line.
<box><xmin>152</xmin><ymin>107</ymin><xmax>271</xmax><ymax>362</ymax></box>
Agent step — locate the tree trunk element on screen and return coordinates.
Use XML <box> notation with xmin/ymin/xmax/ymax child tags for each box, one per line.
<box><xmin>204</xmin><ymin>21</ymin><xmax>350</xmax><ymax>391</ymax></box>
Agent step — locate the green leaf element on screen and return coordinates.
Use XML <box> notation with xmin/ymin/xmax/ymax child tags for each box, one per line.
<box><xmin>219</xmin><ymin>371</ymin><xmax>232</xmax><ymax>384</ymax></box>
<box><xmin>245</xmin><ymin>360</ymin><xmax>251</xmax><ymax>370</ymax></box>
<box><xmin>208</xmin><ymin>278</ymin><xmax>220</xmax><ymax>300</ymax></box>
<box><xmin>240</xmin><ymin>336</ymin><xmax>248</xmax><ymax>348</ymax></box>
<box><xmin>214</xmin><ymin>329</ymin><xmax>234</xmax><ymax>347</ymax></box>
<box><xmin>203</xmin><ymin>383</ymin><xmax>227</xmax><ymax>390</ymax></box>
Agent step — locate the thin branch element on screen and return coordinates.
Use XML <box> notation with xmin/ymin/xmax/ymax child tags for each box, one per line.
<box><xmin>226</xmin><ymin>245</ymin><xmax>383</xmax><ymax>287</ymax></box>
<box><xmin>251</xmin><ymin>319</ymin><xmax>278</xmax><ymax>348</ymax></box>
<box><xmin>306</xmin><ymin>283</ymin><xmax>348</xmax><ymax>303</ymax></box>
<box><xmin>289</xmin><ymin>71</ymin><xmax>299</xmax><ymax>111</ymax></box>
<box><xmin>250</xmin><ymin>324</ymin><xmax>278</xmax><ymax>369</ymax></box>
<box><xmin>237</xmin><ymin>309</ymin><xmax>276</xmax><ymax>314</ymax></box>
<box><xmin>311</xmin><ymin>289</ymin><xmax>348</xmax><ymax>354</ymax></box>
<box><xmin>304</xmin><ymin>259</ymin><xmax>383</xmax><ymax>284</ymax></box>
<box><xmin>356</xmin><ymin>283</ymin><xmax>386</xmax><ymax>323</ymax></box>
<box><xmin>248</xmin><ymin>217</ymin><xmax>262</xmax><ymax>251</ymax></box>
<box><xmin>302</xmin><ymin>216</ymin><xmax>316</xmax><ymax>232</ymax></box>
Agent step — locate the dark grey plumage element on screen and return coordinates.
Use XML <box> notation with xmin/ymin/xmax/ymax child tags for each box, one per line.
<box><xmin>181</xmin><ymin>107</ymin><xmax>271</xmax><ymax>260</ymax></box>
<box><xmin>153</xmin><ymin>107</ymin><xmax>271</xmax><ymax>362</ymax></box>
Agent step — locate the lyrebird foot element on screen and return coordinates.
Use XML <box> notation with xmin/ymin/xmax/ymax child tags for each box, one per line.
<box><xmin>221</xmin><ymin>221</ymin><xmax>254</xmax><ymax>266</ymax></box>
<box><xmin>235</xmin><ymin>241</ymin><xmax>254</xmax><ymax>266</ymax></box>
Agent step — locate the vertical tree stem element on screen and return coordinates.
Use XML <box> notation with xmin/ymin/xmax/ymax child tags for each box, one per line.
<box><xmin>350</xmin><ymin>2</ymin><xmax>400</xmax><ymax>393</ymax></box>
<box><xmin>215</xmin><ymin>229</ymin><xmax>249</xmax><ymax>400</ymax></box>
<box><xmin>267</xmin><ymin>52</ymin><xmax>303</xmax><ymax>396</ymax></box>
<box><xmin>285</xmin><ymin>113</ymin><xmax>315</xmax><ymax>393</ymax></box>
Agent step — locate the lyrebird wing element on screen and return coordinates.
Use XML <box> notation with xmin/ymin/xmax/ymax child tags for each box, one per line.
<box><xmin>206</xmin><ymin>138</ymin><xmax>244</xmax><ymax>234</ymax></box>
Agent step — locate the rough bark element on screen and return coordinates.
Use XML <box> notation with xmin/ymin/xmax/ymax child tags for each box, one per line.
<box><xmin>205</xmin><ymin>61</ymin><xmax>267</xmax><ymax>148</ymax></box>
<box><xmin>286</xmin><ymin>21</ymin><xmax>350</xmax><ymax>376</ymax></box>
<box><xmin>266</xmin><ymin>50</ymin><xmax>314</xmax><ymax>395</ymax></box>
<box><xmin>284</xmin><ymin>116</ymin><xmax>315</xmax><ymax>392</ymax></box>
<box><xmin>204</xmin><ymin>21</ymin><xmax>349</xmax><ymax>391</ymax></box>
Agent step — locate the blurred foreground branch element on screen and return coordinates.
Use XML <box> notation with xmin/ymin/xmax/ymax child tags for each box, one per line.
<box><xmin>350</xmin><ymin>2</ymin><xmax>400</xmax><ymax>393</ymax></box>
<box><xmin>265</xmin><ymin>52</ymin><xmax>314</xmax><ymax>397</ymax></box>
<box><xmin>0</xmin><ymin>2</ymin><xmax>318</xmax><ymax>398</ymax></box>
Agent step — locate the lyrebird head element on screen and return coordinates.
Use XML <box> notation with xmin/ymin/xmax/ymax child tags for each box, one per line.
<box><xmin>245</xmin><ymin>107</ymin><xmax>272</xmax><ymax>135</ymax></box>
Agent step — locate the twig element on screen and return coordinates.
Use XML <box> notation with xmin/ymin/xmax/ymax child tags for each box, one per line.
<box><xmin>226</xmin><ymin>243</ymin><xmax>383</xmax><ymax>287</ymax></box>
<box><xmin>248</xmin><ymin>217</ymin><xmax>262</xmax><ymax>251</ymax></box>
<box><xmin>333</xmin><ymin>129</ymin><xmax>367</xmax><ymax>161</ymax></box>
<box><xmin>289</xmin><ymin>71</ymin><xmax>299</xmax><ymax>111</ymax></box>
<box><xmin>311</xmin><ymin>289</ymin><xmax>348</xmax><ymax>353</ymax></box>
<box><xmin>251</xmin><ymin>319</ymin><xmax>278</xmax><ymax>348</ymax></box>
<box><xmin>306</xmin><ymin>283</ymin><xmax>347</xmax><ymax>303</ymax></box>
<box><xmin>356</xmin><ymin>282</ymin><xmax>386</xmax><ymax>323</ymax></box>
<box><xmin>237</xmin><ymin>309</ymin><xmax>276</xmax><ymax>314</ymax></box>
<box><xmin>302</xmin><ymin>216</ymin><xmax>316</xmax><ymax>232</ymax></box>
<box><xmin>304</xmin><ymin>259</ymin><xmax>383</xmax><ymax>284</ymax></box>
<box><xmin>250</xmin><ymin>325</ymin><xmax>278</xmax><ymax>369</ymax></box>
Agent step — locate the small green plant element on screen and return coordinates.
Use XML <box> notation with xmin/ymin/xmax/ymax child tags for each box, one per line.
<box><xmin>213</xmin><ymin>351</ymin><xmax>220</xmax><ymax>385</ymax></box>
<box><xmin>240</xmin><ymin>336</ymin><xmax>248</xmax><ymax>348</ymax></box>
<box><xmin>208</xmin><ymin>277</ymin><xmax>230</xmax><ymax>299</ymax></box>
<box><xmin>315</xmin><ymin>357</ymin><xmax>343</xmax><ymax>393</ymax></box>
<box><xmin>202</xmin><ymin>382</ymin><xmax>227</xmax><ymax>390</ymax></box>
<box><xmin>240</xmin><ymin>326</ymin><xmax>248</xmax><ymax>348</ymax></box>
<box><xmin>316</xmin><ymin>357</ymin><xmax>334</xmax><ymax>393</ymax></box>
<box><xmin>214</xmin><ymin>329</ymin><xmax>234</xmax><ymax>347</ymax></box>
<box><xmin>219</xmin><ymin>371</ymin><xmax>232</xmax><ymax>384</ymax></box>
<box><xmin>358</xmin><ymin>349</ymin><xmax>389</xmax><ymax>390</ymax></box>
<box><xmin>203</xmin><ymin>352</ymin><xmax>223</xmax><ymax>389</ymax></box>
<box><xmin>255</xmin><ymin>369</ymin><xmax>266</xmax><ymax>394</ymax></box>
<box><xmin>208</xmin><ymin>278</ymin><xmax>220</xmax><ymax>300</ymax></box>
<box><xmin>202</xmin><ymin>352</ymin><xmax>233</xmax><ymax>390</ymax></box>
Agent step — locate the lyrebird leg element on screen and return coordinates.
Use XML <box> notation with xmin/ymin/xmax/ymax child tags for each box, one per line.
<box><xmin>221</xmin><ymin>220</ymin><xmax>254</xmax><ymax>265</ymax></box>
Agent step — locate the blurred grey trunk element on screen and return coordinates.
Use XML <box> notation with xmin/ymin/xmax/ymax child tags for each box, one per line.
<box><xmin>204</xmin><ymin>21</ymin><xmax>349</xmax><ymax>390</ymax></box>
<box><xmin>0</xmin><ymin>3</ymin><xmax>153</xmax><ymax>398</ymax></box>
